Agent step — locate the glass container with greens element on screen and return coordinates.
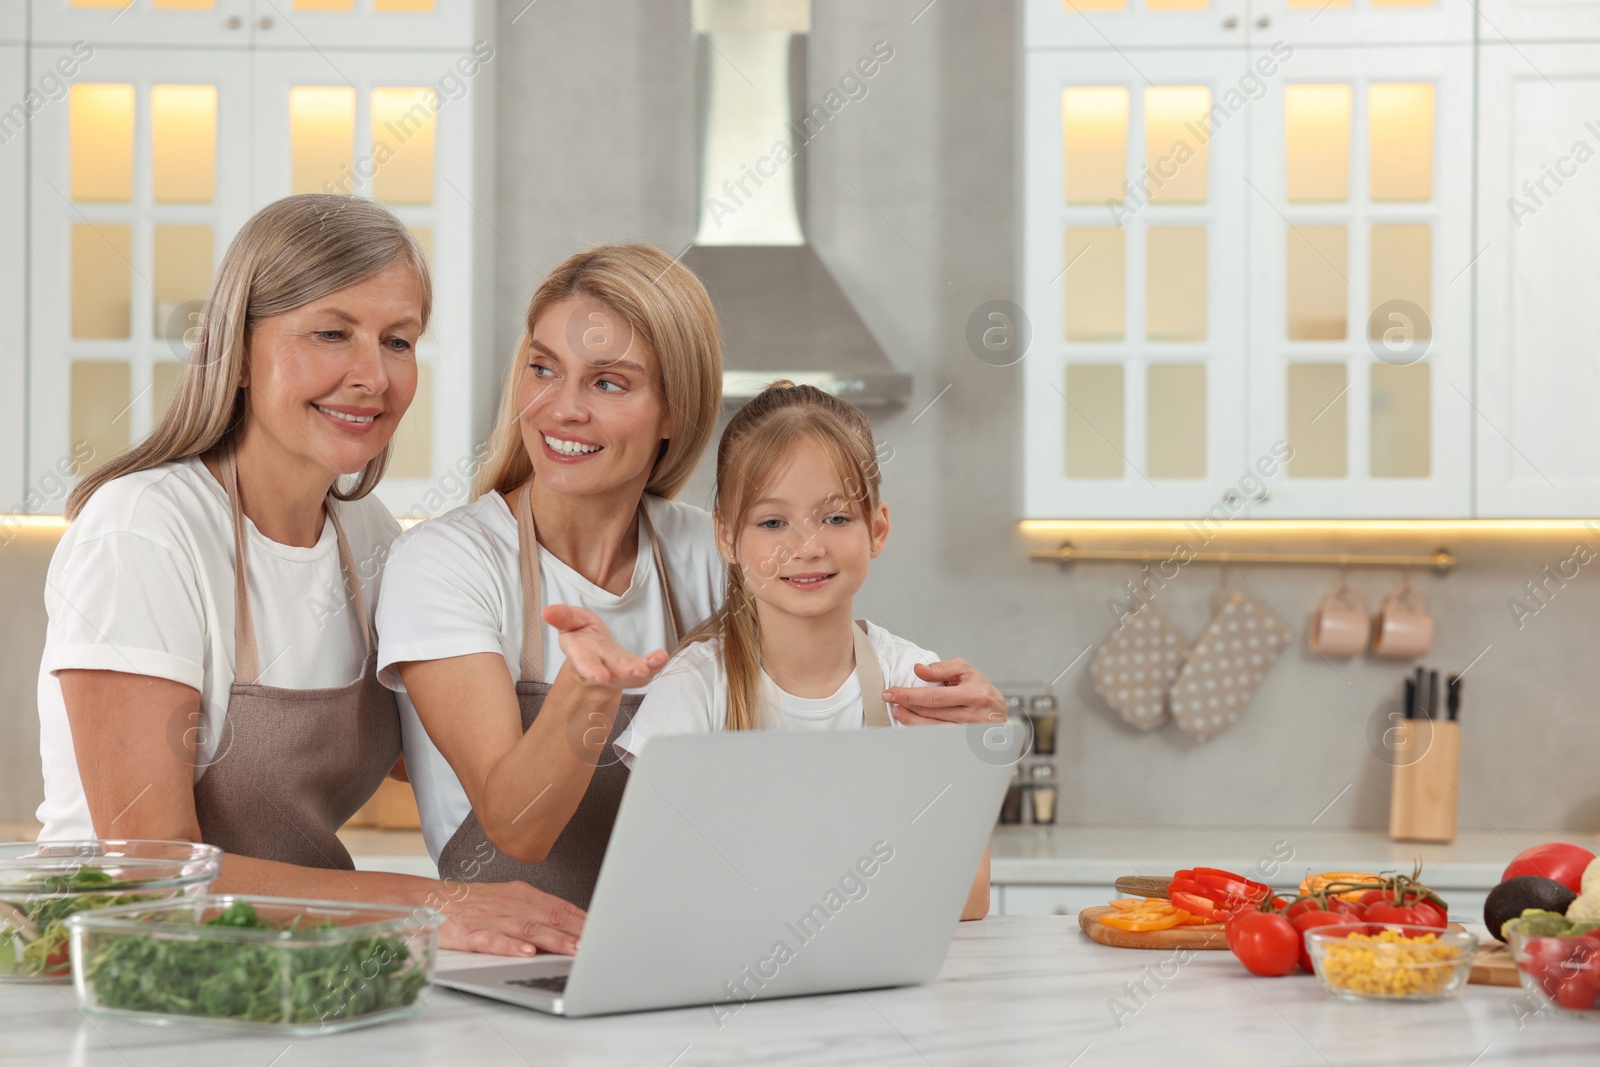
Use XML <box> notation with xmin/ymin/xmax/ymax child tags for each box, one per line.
<box><xmin>68</xmin><ymin>895</ymin><xmax>442</xmax><ymax>1035</ymax></box>
<box><xmin>0</xmin><ymin>840</ymin><xmax>222</xmax><ymax>982</ymax></box>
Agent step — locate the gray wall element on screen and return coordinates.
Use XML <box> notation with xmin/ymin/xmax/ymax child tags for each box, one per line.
<box><xmin>2</xmin><ymin>0</ymin><xmax>1596</xmax><ymax>833</ymax></box>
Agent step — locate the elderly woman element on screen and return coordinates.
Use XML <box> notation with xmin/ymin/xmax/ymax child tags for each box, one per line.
<box><xmin>38</xmin><ymin>195</ymin><xmax>583</xmax><ymax>957</ymax></box>
<box><xmin>379</xmin><ymin>242</ymin><xmax>1005</xmax><ymax>912</ymax></box>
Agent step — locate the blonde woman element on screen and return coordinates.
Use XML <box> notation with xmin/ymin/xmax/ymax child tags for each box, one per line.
<box><xmin>380</xmin><ymin>243</ymin><xmax>1005</xmax><ymax>912</ymax></box>
<box><xmin>39</xmin><ymin>195</ymin><xmax>583</xmax><ymax>957</ymax></box>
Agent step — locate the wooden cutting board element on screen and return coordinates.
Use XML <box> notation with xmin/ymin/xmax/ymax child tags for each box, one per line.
<box><xmin>1078</xmin><ymin>906</ymin><xmax>1230</xmax><ymax>950</ymax></box>
<box><xmin>1469</xmin><ymin>941</ymin><xmax>1519</xmax><ymax>987</ymax></box>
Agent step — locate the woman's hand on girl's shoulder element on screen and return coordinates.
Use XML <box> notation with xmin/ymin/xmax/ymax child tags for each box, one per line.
<box><xmin>544</xmin><ymin>604</ymin><xmax>669</xmax><ymax>692</ymax></box>
<box><xmin>885</xmin><ymin>658</ymin><xmax>1006</xmax><ymax>726</ymax></box>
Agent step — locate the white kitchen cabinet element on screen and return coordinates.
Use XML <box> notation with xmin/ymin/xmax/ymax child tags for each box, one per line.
<box><xmin>0</xmin><ymin>45</ymin><xmax>25</xmax><ymax>507</ymax></box>
<box><xmin>27</xmin><ymin>46</ymin><xmax>254</xmax><ymax>492</ymax></box>
<box><xmin>30</xmin><ymin>0</ymin><xmax>255</xmax><ymax>48</ymax></box>
<box><xmin>1252</xmin><ymin>0</ymin><xmax>1472</xmax><ymax>47</ymax></box>
<box><xmin>21</xmin><ymin>7</ymin><xmax>495</xmax><ymax>517</ymax></box>
<box><xmin>0</xmin><ymin>7</ymin><xmax>26</xmax><ymax>41</ymax></box>
<box><xmin>1023</xmin><ymin>0</ymin><xmax>1252</xmax><ymax>49</ymax></box>
<box><xmin>1023</xmin><ymin>18</ymin><xmax>1474</xmax><ymax>518</ymax></box>
<box><xmin>1475</xmin><ymin>43</ymin><xmax>1600</xmax><ymax>517</ymax></box>
<box><xmin>994</xmin><ymin>884</ymin><xmax>1113</xmax><ymax>917</ymax></box>
<box><xmin>1245</xmin><ymin>44</ymin><xmax>1474</xmax><ymax>518</ymax></box>
<box><xmin>251</xmin><ymin>47</ymin><xmax>495</xmax><ymax>514</ymax></box>
<box><xmin>1023</xmin><ymin>49</ymin><xmax>1252</xmax><ymax>519</ymax></box>
<box><xmin>1476</xmin><ymin>0</ymin><xmax>1600</xmax><ymax>40</ymax></box>
<box><xmin>252</xmin><ymin>0</ymin><xmax>492</xmax><ymax>52</ymax></box>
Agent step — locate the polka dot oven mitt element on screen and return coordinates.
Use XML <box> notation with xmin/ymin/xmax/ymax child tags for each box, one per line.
<box><xmin>1169</xmin><ymin>592</ymin><xmax>1293</xmax><ymax>742</ymax></box>
<box><xmin>1089</xmin><ymin>602</ymin><xmax>1190</xmax><ymax>732</ymax></box>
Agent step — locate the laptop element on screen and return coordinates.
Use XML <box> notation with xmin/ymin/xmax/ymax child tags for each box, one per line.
<box><xmin>434</xmin><ymin>722</ymin><xmax>1022</xmax><ymax>1018</ymax></box>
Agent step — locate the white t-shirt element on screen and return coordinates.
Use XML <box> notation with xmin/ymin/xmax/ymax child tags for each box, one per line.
<box><xmin>36</xmin><ymin>456</ymin><xmax>402</xmax><ymax>840</ymax></box>
<box><xmin>613</xmin><ymin>621</ymin><xmax>939</xmax><ymax>766</ymax></box>
<box><xmin>374</xmin><ymin>491</ymin><xmax>725</xmax><ymax>861</ymax></box>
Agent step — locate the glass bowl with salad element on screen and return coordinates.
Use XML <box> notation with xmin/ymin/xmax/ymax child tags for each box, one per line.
<box><xmin>0</xmin><ymin>840</ymin><xmax>222</xmax><ymax>982</ymax></box>
<box><xmin>67</xmin><ymin>895</ymin><xmax>442</xmax><ymax>1035</ymax></box>
<box><xmin>1505</xmin><ymin>911</ymin><xmax>1600</xmax><ymax>1017</ymax></box>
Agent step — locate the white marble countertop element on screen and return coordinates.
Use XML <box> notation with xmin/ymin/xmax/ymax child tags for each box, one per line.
<box><xmin>6</xmin><ymin>916</ymin><xmax>1600</xmax><ymax>1066</ymax></box>
<box><xmin>988</xmin><ymin>825</ymin><xmax>1598</xmax><ymax>889</ymax></box>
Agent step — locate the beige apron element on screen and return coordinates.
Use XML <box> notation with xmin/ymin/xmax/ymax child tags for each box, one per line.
<box><xmin>437</xmin><ymin>486</ymin><xmax>891</xmax><ymax>907</ymax></box>
<box><xmin>436</xmin><ymin>487</ymin><xmax>684</xmax><ymax>909</ymax></box>
<box><xmin>192</xmin><ymin>447</ymin><xmax>401</xmax><ymax>870</ymax></box>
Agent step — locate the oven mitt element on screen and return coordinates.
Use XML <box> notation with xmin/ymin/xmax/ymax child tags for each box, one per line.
<box><xmin>1168</xmin><ymin>592</ymin><xmax>1292</xmax><ymax>742</ymax></box>
<box><xmin>1089</xmin><ymin>602</ymin><xmax>1190</xmax><ymax>732</ymax></box>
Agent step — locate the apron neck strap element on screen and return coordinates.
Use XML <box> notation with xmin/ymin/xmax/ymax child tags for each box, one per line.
<box><xmin>219</xmin><ymin>445</ymin><xmax>373</xmax><ymax>686</ymax></box>
<box><xmin>514</xmin><ymin>485</ymin><xmax>683</xmax><ymax>685</ymax></box>
<box><xmin>853</xmin><ymin>620</ymin><xmax>891</xmax><ymax>728</ymax></box>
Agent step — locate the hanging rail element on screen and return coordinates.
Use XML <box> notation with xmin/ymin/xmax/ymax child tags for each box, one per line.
<box><xmin>1030</xmin><ymin>542</ymin><xmax>1456</xmax><ymax>573</ymax></box>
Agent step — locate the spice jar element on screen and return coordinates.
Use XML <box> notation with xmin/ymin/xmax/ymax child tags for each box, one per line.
<box><xmin>1028</xmin><ymin>763</ymin><xmax>1057</xmax><ymax>825</ymax></box>
<box><xmin>999</xmin><ymin>766</ymin><xmax>1024</xmax><ymax>824</ymax></box>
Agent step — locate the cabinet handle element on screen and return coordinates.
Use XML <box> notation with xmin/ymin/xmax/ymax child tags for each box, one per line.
<box><xmin>1253</xmin><ymin>486</ymin><xmax>1271</xmax><ymax>503</ymax></box>
<box><xmin>1256</xmin><ymin>15</ymin><xmax>1272</xmax><ymax>28</ymax></box>
<box><xmin>226</xmin><ymin>15</ymin><xmax>242</xmax><ymax>29</ymax></box>
<box><xmin>1223</xmin><ymin>15</ymin><xmax>1239</xmax><ymax>28</ymax></box>
<box><xmin>259</xmin><ymin>16</ymin><xmax>275</xmax><ymax>30</ymax></box>
<box><xmin>1223</xmin><ymin>489</ymin><xmax>1243</xmax><ymax>507</ymax></box>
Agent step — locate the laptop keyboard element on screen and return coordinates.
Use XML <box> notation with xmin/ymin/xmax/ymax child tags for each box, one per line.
<box><xmin>505</xmin><ymin>974</ymin><xmax>568</xmax><ymax>994</ymax></box>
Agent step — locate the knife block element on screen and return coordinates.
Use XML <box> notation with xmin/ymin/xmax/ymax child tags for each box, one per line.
<box><xmin>1389</xmin><ymin>719</ymin><xmax>1460</xmax><ymax>843</ymax></box>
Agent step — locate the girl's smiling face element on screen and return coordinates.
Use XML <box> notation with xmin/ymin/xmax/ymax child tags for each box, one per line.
<box><xmin>720</xmin><ymin>435</ymin><xmax>890</xmax><ymax>622</ymax></box>
<box><xmin>518</xmin><ymin>296</ymin><xmax>673</xmax><ymax>499</ymax></box>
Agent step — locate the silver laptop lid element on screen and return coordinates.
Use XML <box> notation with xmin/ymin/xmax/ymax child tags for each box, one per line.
<box><xmin>559</xmin><ymin>723</ymin><xmax>1021</xmax><ymax>1018</ymax></box>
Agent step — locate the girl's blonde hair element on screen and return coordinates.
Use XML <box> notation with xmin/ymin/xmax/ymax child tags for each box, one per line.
<box><xmin>67</xmin><ymin>194</ymin><xmax>431</xmax><ymax>519</ymax></box>
<box><xmin>683</xmin><ymin>381</ymin><xmax>882</xmax><ymax>732</ymax></box>
<box><xmin>473</xmin><ymin>243</ymin><xmax>722</xmax><ymax>501</ymax></box>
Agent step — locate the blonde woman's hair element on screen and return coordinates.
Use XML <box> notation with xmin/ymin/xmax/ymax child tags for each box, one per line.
<box><xmin>682</xmin><ymin>381</ymin><xmax>882</xmax><ymax>732</ymax></box>
<box><xmin>473</xmin><ymin>243</ymin><xmax>722</xmax><ymax>501</ymax></box>
<box><xmin>67</xmin><ymin>194</ymin><xmax>431</xmax><ymax>519</ymax></box>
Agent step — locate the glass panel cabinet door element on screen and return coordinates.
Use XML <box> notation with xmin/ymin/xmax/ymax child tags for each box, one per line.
<box><xmin>30</xmin><ymin>0</ymin><xmax>255</xmax><ymax>47</ymax></box>
<box><xmin>1246</xmin><ymin>44</ymin><xmax>1472</xmax><ymax>517</ymax></box>
<box><xmin>1476</xmin><ymin>1</ymin><xmax>1600</xmax><ymax>40</ymax></box>
<box><xmin>1250</xmin><ymin>0</ymin><xmax>1472</xmax><ymax>46</ymax></box>
<box><xmin>0</xmin><ymin>45</ymin><xmax>24</xmax><ymax>506</ymax></box>
<box><xmin>1024</xmin><ymin>50</ymin><xmax>1249</xmax><ymax>518</ymax></box>
<box><xmin>252</xmin><ymin>0</ymin><xmax>486</xmax><ymax>50</ymax></box>
<box><xmin>1476</xmin><ymin>43</ymin><xmax>1600</xmax><ymax>516</ymax></box>
<box><xmin>27</xmin><ymin>47</ymin><xmax>252</xmax><ymax>495</ymax></box>
<box><xmin>1024</xmin><ymin>0</ymin><xmax>1251</xmax><ymax>48</ymax></box>
<box><xmin>252</xmin><ymin>49</ymin><xmax>488</xmax><ymax>515</ymax></box>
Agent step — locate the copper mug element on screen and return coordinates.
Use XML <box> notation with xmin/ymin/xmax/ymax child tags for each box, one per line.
<box><xmin>1309</xmin><ymin>581</ymin><xmax>1368</xmax><ymax>658</ymax></box>
<box><xmin>1370</xmin><ymin>583</ymin><xmax>1433</xmax><ymax>659</ymax></box>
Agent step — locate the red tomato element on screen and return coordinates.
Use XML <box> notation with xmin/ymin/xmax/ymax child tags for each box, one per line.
<box><xmin>1290</xmin><ymin>911</ymin><xmax>1353</xmax><ymax>973</ymax></box>
<box><xmin>1556</xmin><ymin>975</ymin><xmax>1599</xmax><ymax>1011</ymax></box>
<box><xmin>1365</xmin><ymin>901</ymin><xmax>1431</xmax><ymax>926</ymax></box>
<box><xmin>1328</xmin><ymin>897</ymin><xmax>1363</xmax><ymax>917</ymax></box>
<box><xmin>1504</xmin><ymin>842</ymin><xmax>1597</xmax><ymax>895</ymax></box>
<box><xmin>1411</xmin><ymin>899</ymin><xmax>1449</xmax><ymax>928</ymax></box>
<box><xmin>1519</xmin><ymin>936</ymin><xmax>1572</xmax><ymax>998</ymax></box>
<box><xmin>1230</xmin><ymin>910</ymin><xmax>1300</xmax><ymax>977</ymax></box>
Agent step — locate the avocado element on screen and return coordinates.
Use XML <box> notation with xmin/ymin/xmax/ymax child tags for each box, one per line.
<box><xmin>1485</xmin><ymin>876</ymin><xmax>1577</xmax><ymax>941</ymax></box>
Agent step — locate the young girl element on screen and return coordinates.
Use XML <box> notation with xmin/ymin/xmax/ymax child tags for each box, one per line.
<box><xmin>614</xmin><ymin>382</ymin><xmax>991</xmax><ymax>920</ymax></box>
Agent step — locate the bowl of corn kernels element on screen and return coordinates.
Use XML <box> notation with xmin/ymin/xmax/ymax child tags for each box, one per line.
<box><xmin>1305</xmin><ymin>923</ymin><xmax>1478</xmax><ymax>1002</ymax></box>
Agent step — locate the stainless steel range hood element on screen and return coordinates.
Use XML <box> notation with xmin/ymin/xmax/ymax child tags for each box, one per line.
<box><xmin>688</xmin><ymin>0</ymin><xmax>911</xmax><ymax>412</ymax></box>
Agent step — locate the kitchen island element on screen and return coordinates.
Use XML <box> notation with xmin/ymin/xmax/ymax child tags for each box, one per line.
<box><xmin>4</xmin><ymin>915</ymin><xmax>1598</xmax><ymax>1066</ymax></box>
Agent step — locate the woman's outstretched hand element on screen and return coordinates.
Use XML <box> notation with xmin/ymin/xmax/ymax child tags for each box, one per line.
<box><xmin>885</xmin><ymin>658</ymin><xmax>1006</xmax><ymax>726</ymax></box>
<box><xmin>544</xmin><ymin>604</ymin><xmax>669</xmax><ymax>691</ymax></box>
